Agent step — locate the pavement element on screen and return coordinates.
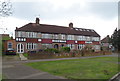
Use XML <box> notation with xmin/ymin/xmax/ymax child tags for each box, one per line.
<box><xmin>3</xmin><ymin>63</ymin><xmax>65</xmax><ymax>79</ymax></box>
<box><xmin>19</xmin><ymin>54</ymin><xmax>27</xmax><ymax>61</ymax></box>
<box><xmin>2</xmin><ymin>53</ymin><xmax>120</xmax><ymax>80</ymax></box>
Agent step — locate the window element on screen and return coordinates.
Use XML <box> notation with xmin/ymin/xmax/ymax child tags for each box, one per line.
<box><xmin>26</xmin><ymin>32</ymin><xmax>37</xmax><ymax>38</ymax></box>
<box><xmin>77</xmin><ymin>36</ymin><xmax>83</xmax><ymax>40</ymax></box>
<box><xmin>8</xmin><ymin>42</ymin><xmax>12</xmax><ymax>49</ymax></box>
<box><xmin>92</xmin><ymin>37</ymin><xmax>99</xmax><ymax>41</ymax></box>
<box><xmin>67</xmin><ymin>35</ymin><xmax>74</xmax><ymax>40</ymax></box>
<box><xmin>78</xmin><ymin>44</ymin><xmax>85</xmax><ymax>50</ymax></box>
<box><xmin>38</xmin><ymin>39</ymin><xmax>41</xmax><ymax>42</ymax></box>
<box><xmin>94</xmin><ymin>45</ymin><xmax>100</xmax><ymax>50</ymax></box>
<box><xmin>77</xmin><ymin>36</ymin><xmax>85</xmax><ymax>40</ymax></box>
<box><xmin>33</xmin><ymin>32</ymin><xmax>36</xmax><ymax>38</ymax></box>
<box><xmin>53</xmin><ymin>34</ymin><xmax>59</xmax><ymax>39</ymax></box>
<box><xmin>16</xmin><ymin>38</ymin><xmax>26</xmax><ymax>42</ymax></box>
<box><xmin>41</xmin><ymin>44</ymin><xmax>52</xmax><ymax>49</ymax></box>
<box><xmin>61</xmin><ymin>34</ymin><xmax>66</xmax><ymax>39</ymax></box>
<box><xmin>86</xmin><ymin>36</ymin><xmax>91</xmax><ymax>41</ymax></box>
<box><xmin>42</xmin><ymin>33</ymin><xmax>52</xmax><ymax>39</ymax></box>
<box><xmin>26</xmin><ymin>43</ymin><xmax>37</xmax><ymax>49</ymax></box>
<box><xmin>67</xmin><ymin>44</ymin><xmax>75</xmax><ymax>49</ymax></box>
<box><xmin>18</xmin><ymin>31</ymin><xmax>22</xmax><ymax>37</ymax></box>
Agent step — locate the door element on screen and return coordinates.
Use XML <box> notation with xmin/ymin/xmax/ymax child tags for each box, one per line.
<box><xmin>54</xmin><ymin>44</ymin><xmax>59</xmax><ymax>49</ymax></box>
<box><xmin>17</xmin><ymin>43</ymin><xmax>24</xmax><ymax>53</ymax></box>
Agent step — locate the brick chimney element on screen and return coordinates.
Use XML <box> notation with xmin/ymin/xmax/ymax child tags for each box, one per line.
<box><xmin>69</xmin><ymin>22</ymin><xmax>73</xmax><ymax>28</ymax></box>
<box><xmin>36</xmin><ymin>18</ymin><xmax>40</xmax><ymax>24</ymax></box>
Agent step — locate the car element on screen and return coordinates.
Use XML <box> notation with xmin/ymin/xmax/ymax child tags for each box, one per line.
<box><xmin>6</xmin><ymin>48</ymin><xmax>16</xmax><ymax>55</ymax></box>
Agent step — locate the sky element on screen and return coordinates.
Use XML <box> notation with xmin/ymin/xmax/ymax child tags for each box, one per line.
<box><xmin>0</xmin><ymin>0</ymin><xmax>119</xmax><ymax>39</ymax></box>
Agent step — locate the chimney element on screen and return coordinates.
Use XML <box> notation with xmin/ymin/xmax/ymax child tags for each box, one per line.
<box><xmin>69</xmin><ymin>22</ymin><xmax>73</xmax><ymax>28</ymax></box>
<box><xmin>36</xmin><ymin>18</ymin><xmax>40</xmax><ymax>24</ymax></box>
<box><xmin>16</xmin><ymin>27</ymin><xmax>18</xmax><ymax>29</ymax></box>
<box><xmin>107</xmin><ymin>35</ymin><xmax>109</xmax><ymax>37</ymax></box>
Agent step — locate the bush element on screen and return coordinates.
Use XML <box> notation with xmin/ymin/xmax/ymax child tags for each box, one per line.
<box><xmin>44</xmin><ymin>48</ymin><xmax>59</xmax><ymax>53</ymax></box>
<box><xmin>23</xmin><ymin>53</ymin><xmax>28</xmax><ymax>57</ymax></box>
<box><xmin>61</xmin><ymin>47</ymin><xmax>70</xmax><ymax>53</ymax></box>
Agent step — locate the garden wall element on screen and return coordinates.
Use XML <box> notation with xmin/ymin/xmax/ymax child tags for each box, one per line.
<box><xmin>28</xmin><ymin>51</ymin><xmax>112</xmax><ymax>60</ymax></box>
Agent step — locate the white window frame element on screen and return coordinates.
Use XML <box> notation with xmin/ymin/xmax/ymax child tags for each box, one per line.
<box><xmin>78</xmin><ymin>44</ymin><xmax>85</xmax><ymax>50</ymax></box>
<box><xmin>67</xmin><ymin>44</ymin><xmax>75</xmax><ymax>49</ymax></box>
<box><xmin>67</xmin><ymin>35</ymin><xmax>74</xmax><ymax>40</ymax></box>
<box><xmin>42</xmin><ymin>33</ymin><xmax>52</xmax><ymax>39</ymax></box>
<box><xmin>8</xmin><ymin>42</ymin><xmax>12</xmax><ymax>49</ymax></box>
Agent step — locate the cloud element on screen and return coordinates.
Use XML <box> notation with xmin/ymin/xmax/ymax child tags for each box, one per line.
<box><xmin>0</xmin><ymin>17</ymin><xmax>29</xmax><ymax>37</ymax></box>
<box><xmin>1</xmin><ymin>0</ymin><xmax>118</xmax><ymax>39</ymax></box>
<box><xmin>11</xmin><ymin>1</ymin><xmax>118</xmax><ymax>21</ymax></box>
<box><xmin>88</xmin><ymin>2</ymin><xmax>118</xmax><ymax>20</ymax></box>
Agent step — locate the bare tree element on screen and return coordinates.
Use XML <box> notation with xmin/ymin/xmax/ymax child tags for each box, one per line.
<box><xmin>0</xmin><ymin>0</ymin><xmax>12</xmax><ymax>17</ymax></box>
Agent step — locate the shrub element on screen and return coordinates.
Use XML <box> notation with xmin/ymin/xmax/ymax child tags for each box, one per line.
<box><xmin>23</xmin><ymin>53</ymin><xmax>28</xmax><ymax>57</ymax></box>
<box><xmin>44</xmin><ymin>48</ymin><xmax>59</xmax><ymax>53</ymax></box>
<box><xmin>60</xmin><ymin>47</ymin><xmax>70</xmax><ymax>53</ymax></box>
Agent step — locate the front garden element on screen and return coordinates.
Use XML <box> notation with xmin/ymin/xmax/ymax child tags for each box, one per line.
<box><xmin>26</xmin><ymin>56</ymin><xmax>119</xmax><ymax>80</ymax></box>
<box><xmin>24</xmin><ymin>46</ymin><xmax>112</xmax><ymax>60</ymax></box>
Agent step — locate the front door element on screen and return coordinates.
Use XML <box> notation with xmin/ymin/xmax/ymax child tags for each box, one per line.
<box><xmin>17</xmin><ymin>43</ymin><xmax>24</xmax><ymax>53</ymax></box>
<box><xmin>54</xmin><ymin>44</ymin><xmax>59</xmax><ymax>49</ymax></box>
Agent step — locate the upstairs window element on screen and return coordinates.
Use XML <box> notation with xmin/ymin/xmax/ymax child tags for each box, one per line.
<box><xmin>42</xmin><ymin>33</ymin><xmax>52</xmax><ymax>39</ymax></box>
<box><xmin>67</xmin><ymin>35</ymin><xmax>74</xmax><ymax>40</ymax></box>
<box><xmin>18</xmin><ymin>31</ymin><xmax>22</xmax><ymax>37</ymax></box>
<box><xmin>92</xmin><ymin>37</ymin><xmax>99</xmax><ymax>41</ymax></box>
<box><xmin>26</xmin><ymin>32</ymin><xmax>37</xmax><ymax>38</ymax></box>
<box><xmin>77</xmin><ymin>36</ymin><xmax>85</xmax><ymax>40</ymax></box>
<box><xmin>53</xmin><ymin>34</ymin><xmax>59</xmax><ymax>39</ymax></box>
<box><xmin>61</xmin><ymin>34</ymin><xmax>66</xmax><ymax>40</ymax></box>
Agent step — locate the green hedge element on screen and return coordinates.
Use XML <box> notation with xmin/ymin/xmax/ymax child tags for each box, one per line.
<box><xmin>60</xmin><ymin>47</ymin><xmax>70</xmax><ymax>53</ymax></box>
<box><xmin>44</xmin><ymin>48</ymin><xmax>60</xmax><ymax>53</ymax></box>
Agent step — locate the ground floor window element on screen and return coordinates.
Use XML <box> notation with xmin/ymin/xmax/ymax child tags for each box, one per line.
<box><xmin>94</xmin><ymin>45</ymin><xmax>100</xmax><ymax>50</ymax></box>
<box><xmin>67</xmin><ymin>44</ymin><xmax>75</xmax><ymax>49</ymax></box>
<box><xmin>42</xmin><ymin>44</ymin><xmax>52</xmax><ymax>49</ymax></box>
<box><xmin>8</xmin><ymin>42</ymin><xmax>12</xmax><ymax>49</ymax></box>
<box><xmin>78</xmin><ymin>44</ymin><xmax>85</xmax><ymax>50</ymax></box>
<box><xmin>26</xmin><ymin>43</ymin><xmax>37</xmax><ymax>50</ymax></box>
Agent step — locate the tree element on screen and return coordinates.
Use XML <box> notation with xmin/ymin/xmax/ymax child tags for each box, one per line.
<box><xmin>0</xmin><ymin>0</ymin><xmax>12</xmax><ymax>17</ymax></box>
<box><xmin>111</xmin><ymin>28</ymin><xmax>120</xmax><ymax>51</ymax></box>
<box><xmin>118</xmin><ymin>29</ymin><xmax>120</xmax><ymax>51</ymax></box>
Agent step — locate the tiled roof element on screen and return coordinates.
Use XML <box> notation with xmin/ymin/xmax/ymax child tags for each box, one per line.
<box><xmin>15</xmin><ymin>22</ymin><xmax>100</xmax><ymax>37</ymax></box>
<box><xmin>101</xmin><ymin>35</ymin><xmax>110</xmax><ymax>43</ymax></box>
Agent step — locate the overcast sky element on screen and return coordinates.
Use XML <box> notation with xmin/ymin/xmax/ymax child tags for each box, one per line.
<box><xmin>0</xmin><ymin>0</ymin><xmax>119</xmax><ymax>39</ymax></box>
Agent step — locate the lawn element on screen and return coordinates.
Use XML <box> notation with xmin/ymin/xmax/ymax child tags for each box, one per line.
<box><xmin>23</xmin><ymin>53</ymin><xmax>28</xmax><ymax>57</ymax></box>
<box><xmin>0</xmin><ymin>74</ymin><xmax>2</xmax><ymax>80</ymax></box>
<box><xmin>26</xmin><ymin>57</ymin><xmax>119</xmax><ymax>80</ymax></box>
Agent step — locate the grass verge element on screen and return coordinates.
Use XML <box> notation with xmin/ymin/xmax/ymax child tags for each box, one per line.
<box><xmin>26</xmin><ymin>57</ymin><xmax>119</xmax><ymax>80</ymax></box>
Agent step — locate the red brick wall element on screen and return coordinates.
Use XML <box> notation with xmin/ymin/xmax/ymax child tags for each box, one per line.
<box><xmin>66</xmin><ymin>40</ymin><xmax>75</xmax><ymax>44</ymax></box>
<box><xmin>41</xmin><ymin>39</ymin><xmax>52</xmax><ymax>44</ymax></box>
<box><xmin>77</xmin><ymin>41</ymin><xmax>85</xmax><ymax>44</ymax></box>
<box><xmin>26</xmin><ymin>38</ymin><xmax>38</xmax><ymax>43</ymax></box>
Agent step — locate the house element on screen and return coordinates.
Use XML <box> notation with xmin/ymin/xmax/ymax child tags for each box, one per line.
<box><xmin>1</xmin><ymin>34</ymin><xmax>16</xmax><ymax>54</ymax></box>
<box><xmin>101</xmin><ymin>35</ymin><xmax>112</xmax><ymax>50</ymax></box>
<box><xmin>15</xmin><ymin>18</ymin><xmax>101</xmax><ymax>53</ymax></box>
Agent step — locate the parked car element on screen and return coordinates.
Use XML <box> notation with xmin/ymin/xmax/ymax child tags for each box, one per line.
<box><xmin>6</xmin><ymin>48</ymin><xmax>16</xmax><ymax>55</ymax></box>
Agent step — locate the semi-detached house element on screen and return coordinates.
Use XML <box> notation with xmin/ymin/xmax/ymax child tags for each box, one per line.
<box><xmin>15</xmin><ymin>18</ymin><xmax>100</xmax><ymax>53</ymax></box>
